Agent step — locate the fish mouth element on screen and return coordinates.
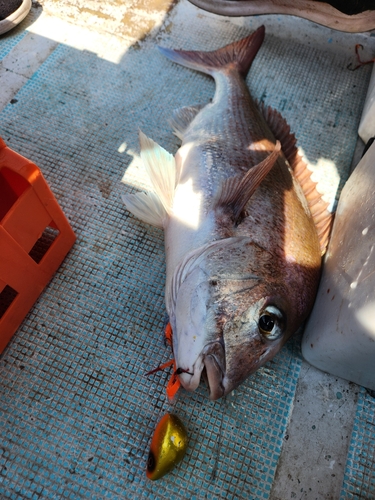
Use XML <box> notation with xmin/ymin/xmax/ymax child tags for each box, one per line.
<box><xmin>177</xmin><ymin>341</ymin><xmax>226</xmax><ymax>400</ymax></box>
<box><xmin>203</xmin><ymin>341</ymin><xmax>226</xmax><ymax>400</ymax></box>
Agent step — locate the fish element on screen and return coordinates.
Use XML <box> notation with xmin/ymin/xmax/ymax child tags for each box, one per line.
<box><xmin>122</xmin><ymin>26</ymin><xmax>333</xmax><ymax>401</ymax></box>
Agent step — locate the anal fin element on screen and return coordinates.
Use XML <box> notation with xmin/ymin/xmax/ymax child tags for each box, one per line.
<box><xmin>170</xmin><ymin>105</ymin><xmax>205</xmax><ymax>139</ymax></box>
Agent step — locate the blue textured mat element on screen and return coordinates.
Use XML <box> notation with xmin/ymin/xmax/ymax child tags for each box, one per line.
<box><xmin>0</xmin><ymin>8</ymin><xmax>372</xmax><ymax>499</ymax></box>
<box><xmin>341</xmin><ymin>389</ymin><xmax>375</xmax><ymax>499</ymax></box>
<box><xmin>0</xmin><ymin>31</ymin><xmax>26</xmax><ymax>59</ymax></box>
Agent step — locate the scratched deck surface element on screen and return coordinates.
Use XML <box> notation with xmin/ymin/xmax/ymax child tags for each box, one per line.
<box><xmin>0</xmin><ymin>1</ymin><xmax>374</xmax><ymax>498</ymax></box>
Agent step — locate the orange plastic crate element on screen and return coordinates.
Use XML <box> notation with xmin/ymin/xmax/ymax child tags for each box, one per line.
<box><xmin>0</xmin><ymin>137</ymin><xmax>76</xmax><ymax>352</ymax></box>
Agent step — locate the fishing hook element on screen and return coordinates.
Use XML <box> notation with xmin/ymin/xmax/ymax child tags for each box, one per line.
<box><xmin>347</xmin><ymin>44</ymin><xmax>375</xmax><ymax>71</ymax></box>
<box><xmin>175</xmin><ymin>367</ymin><xmax>194</xmax><ymax>376</ymax></box>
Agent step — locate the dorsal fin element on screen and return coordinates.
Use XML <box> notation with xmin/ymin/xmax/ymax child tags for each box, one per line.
<box><xmin>258</xmin><ymin>102</ymin><xmax>334</xmax><ymax>255</ymax></box>
<box><xmin>170</xmin><ymin>105</ymin><xmax>205</xmax><ymax>139</ymax></box>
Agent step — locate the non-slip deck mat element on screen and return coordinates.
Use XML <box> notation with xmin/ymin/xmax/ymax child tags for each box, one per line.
<box><xmin>341</xmin><ymin>388</ymin><xmax>375</xmax><ymax>500</ymax></box>
<box><xmin>0</xmin><ymin>3</ymin><xmax>373</xmax><ymax>498</ymax></box>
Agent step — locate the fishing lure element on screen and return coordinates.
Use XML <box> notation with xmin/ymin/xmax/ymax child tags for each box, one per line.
<box><xmin>146</xmin><ymin>413</ymin><xmax>188</xmax><ymax>480</ymax></box>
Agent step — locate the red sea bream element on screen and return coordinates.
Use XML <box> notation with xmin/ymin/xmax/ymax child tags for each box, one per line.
<box><xmin>122</xmin><ymin>26</ymin><xmax>332</xmax><ymax>400</ymax></box>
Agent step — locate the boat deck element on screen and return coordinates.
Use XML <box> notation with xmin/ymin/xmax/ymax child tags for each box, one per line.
<box><xmin>0</xmin><ymin>1</ymin><xmax>374</xmax><ymax>498</ymax></box>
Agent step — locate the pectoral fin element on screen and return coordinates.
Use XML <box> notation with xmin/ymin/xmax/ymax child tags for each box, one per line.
<box><xmin>216</xmin><ymin>141</ymin><xmax>281</xmax><ymax>223</ymax></box>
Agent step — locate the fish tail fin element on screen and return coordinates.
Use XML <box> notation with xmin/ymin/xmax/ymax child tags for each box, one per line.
<box><xmin>158</xmin><ymin>25</ymin><xmax>265</xmax><ymax>77</ymax></box>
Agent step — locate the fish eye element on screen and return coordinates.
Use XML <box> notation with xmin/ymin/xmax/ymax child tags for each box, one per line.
<box><xmin>258</xmin><ymin>306</ymin><xmax>285</xmax><ymax>340</ymax></box>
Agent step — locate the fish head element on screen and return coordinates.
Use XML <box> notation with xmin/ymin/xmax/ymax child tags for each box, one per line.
<box><xmin>170</xmin><ymin>237</ymin><xmax>320</xmax><ymax>400</ymax></box>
